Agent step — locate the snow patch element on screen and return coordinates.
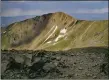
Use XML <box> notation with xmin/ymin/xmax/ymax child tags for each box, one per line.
<box><xmin>60</xmin><ymin>28</ymin><xmax>66</xmax><ymax>34</ymax></box>
<box><xmin>55</xmin><ymin>35</ymin><xmax>64</xmax><ymax>42</ymax></box>
<box><xmin>47</xmin><ymin>41</ymin><xmax>52</xmax><ymax>43</ymax></box>
<box><xmin>54</xmin><ymin>28</ymin><xmax>67</xmax><ymax>42</ymax></box>
<box><xmin>3</xmin><ymin>31</ymin><xmax>6</xmax><ymax>34</ymax></box>
<box><xmin>44</xmin><ymin>25</ymin><xmax>57</xmax><ymax>43</ymax></box>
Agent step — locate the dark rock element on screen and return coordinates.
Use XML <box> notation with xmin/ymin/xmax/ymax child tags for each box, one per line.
<box><xmin>1</xmin><ymin>48</ymin><xmax>109</xmax><ymax>79</ymax></box>
<box><xmin>43</xmin><ymin>62</ymin><xmax>56</xmax><ymax>72</ymax></box>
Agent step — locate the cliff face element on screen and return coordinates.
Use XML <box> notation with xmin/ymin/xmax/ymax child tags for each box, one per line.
<box><xmin>1</xmin><ymin>12</ymin><xmax>108</xmax><ymax>51</ymax></box>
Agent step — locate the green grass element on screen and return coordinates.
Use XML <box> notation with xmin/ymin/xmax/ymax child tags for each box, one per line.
<box><xmin>1</xmin><ymin>33</ymin><xmax>10</xmax><ymax>49</ymax></box>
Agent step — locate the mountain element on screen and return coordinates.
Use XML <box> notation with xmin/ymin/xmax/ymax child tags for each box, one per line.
<box><xmin>1</xmin><ymin>12</ymin><xmax>109</xmax><ymax>79</ymax></box>
<box><xmin>1</xmin><ymin>12</ymin><xmax>108</xmax><ymax>51</ymax></box>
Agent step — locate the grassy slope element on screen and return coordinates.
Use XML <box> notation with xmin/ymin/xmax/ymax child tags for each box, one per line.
<box><xmin>1</xmin><ymin>17</ymin><xmax>39</xmax><ymax>49</ymax></box>
<box><xmin>41</xmin><ymin>20</ymin><xmax>108</xmax><ymax>51</ymax></box>
<box><xmin>1</xmin><ymin>12</ymin><xmax>108</xmax><ymax>51</ymax></box>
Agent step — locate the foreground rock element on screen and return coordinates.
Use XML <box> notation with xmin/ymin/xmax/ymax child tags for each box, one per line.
<box><xmin>1</xmin><ymin>47</ymin><xmax>109</xmax><ymax>79</ymax></box>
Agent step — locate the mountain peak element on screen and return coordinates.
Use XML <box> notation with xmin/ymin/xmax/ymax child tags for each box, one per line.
<box><xmin>54</xmin><ymin>11</ymin><xmax>67</xmax><ymax>15</ymax></box>
<box><xmin>1</xmin><ymin>12</ymin><xmax>108</xmax><ymax>51</ymax></box>
<box><xmin>40</xmin><ymin>12</ymin><xmax>76</xmax><ymax>21</ymax></box>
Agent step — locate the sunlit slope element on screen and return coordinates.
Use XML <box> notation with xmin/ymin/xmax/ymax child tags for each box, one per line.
<box><xmin>1</xmin><ymin>12</ymin><xmax>108</xmax><ymax>51</ymax></box>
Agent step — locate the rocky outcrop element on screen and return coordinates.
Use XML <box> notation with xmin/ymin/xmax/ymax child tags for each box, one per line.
<box><xmin>1</xmin><ymin>47</ymin><xmax>109</xmax><ymax>79</ymax></box>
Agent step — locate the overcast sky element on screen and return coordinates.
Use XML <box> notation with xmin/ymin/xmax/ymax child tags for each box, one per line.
<box><xmin>1</xmin><ymin>1</ymin><xmax>108</xmax><ymax>27</ymax></box>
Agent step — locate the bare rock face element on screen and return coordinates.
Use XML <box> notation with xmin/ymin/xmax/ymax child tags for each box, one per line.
<box><xmin>1</xmin><ymin>47</ymin><xmax>109</xmax><ymax>79</ymax></box>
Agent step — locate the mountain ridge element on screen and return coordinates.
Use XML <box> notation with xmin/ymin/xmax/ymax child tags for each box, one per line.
<box><xmin>1</xmin><ymin>12</ymin><xmax>108</xmax><ymax>51</ymax></box>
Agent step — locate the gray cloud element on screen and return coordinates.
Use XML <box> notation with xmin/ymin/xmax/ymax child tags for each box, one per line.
<box><xmin>1</xmin><ymin>7</ymin><xmax>108</xmax><ymax>17</ymax></box>
<box><xmin>73</xmin><ymin>8</ymin><xmax>108</xmax><ymax>14</ymax></box>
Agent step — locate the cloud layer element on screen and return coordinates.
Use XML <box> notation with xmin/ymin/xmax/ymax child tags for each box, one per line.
<box><xmin>1</xmin><ymin>7</ymin><xmax>108</xmax><ymax>17</ymax></box>
<box><xmin>1</xmin><ymin>1</ymin><xmax>108</xmax><ymax>27</ymax></box>
<box><xmin>1</xmin><ymin>1</ymin><xmax>108</xmax><ymax>17</ymax></box>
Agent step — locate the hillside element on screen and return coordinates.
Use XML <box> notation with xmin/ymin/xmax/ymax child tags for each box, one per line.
<box><xmin>1</xmin><ymin>12</ymin><xmax>108</xmax><ymax>51</ymax></box>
